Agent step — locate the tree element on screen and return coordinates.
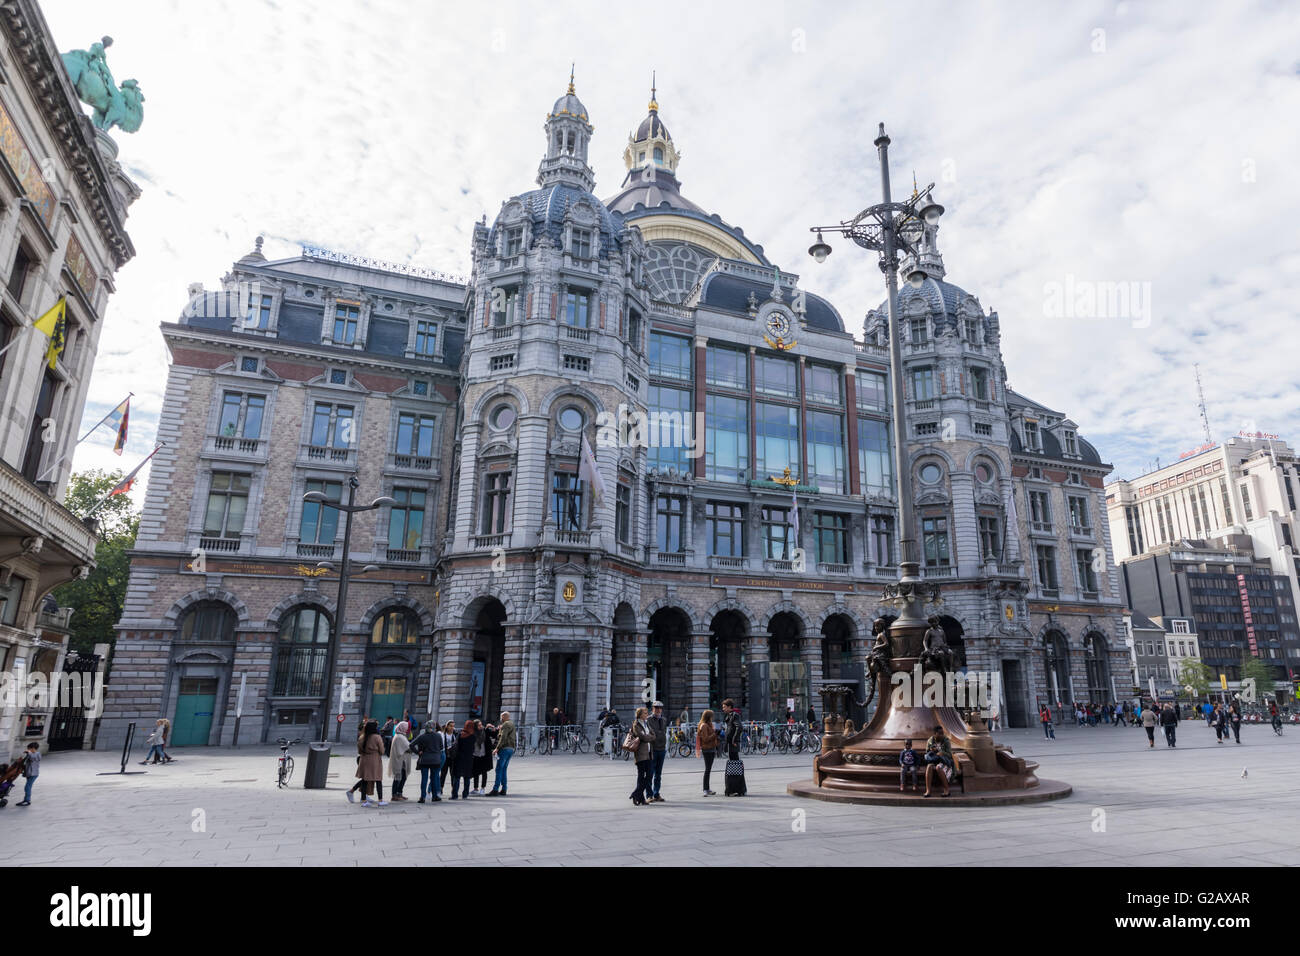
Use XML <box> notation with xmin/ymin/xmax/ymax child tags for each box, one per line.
<box><xmin>1239</xmin><ymin>649</ymin><xmax>1277</xmax><ymax>699</ymax></box>
<box><xmin>53</xmin><ymin>469</ymin><xmax>140</xmax><ymax>657</ymax></box>
<box><xmin>1177</xmin><ymin>658</ymin><xmax>1212</xmax><ymax>698</ymax></box>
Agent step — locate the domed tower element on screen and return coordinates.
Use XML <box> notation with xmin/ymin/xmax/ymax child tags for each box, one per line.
<box><xmin>623</xmin><ymin>75</ymin><xmax>682</xmax><ymax>178</ymax></box>
<box><xmin>438</xmin><ymin>73</ymin><xmax>650</xmax><ymax>727</ymax></box>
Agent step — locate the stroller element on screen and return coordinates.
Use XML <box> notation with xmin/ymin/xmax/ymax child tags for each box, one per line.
<box><xmin>0</xmin><ymin>759</ymin><xmax>22</xmax><ymax>807</ymax></box>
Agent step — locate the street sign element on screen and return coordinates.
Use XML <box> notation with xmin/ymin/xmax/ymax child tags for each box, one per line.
<box><xmin>336</xmin><ymin>713</ymin><xmax>345</xmax><ymax>724</ymax></box>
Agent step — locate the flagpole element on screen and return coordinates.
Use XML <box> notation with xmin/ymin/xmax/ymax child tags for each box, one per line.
<box><xmin>84</xmin><ymin>442</ymin><xmax>164</xmax><ymax>518</ymax></box>
<box><xmin>78</xmin><ymin>392</ymin><xmax>133</xmax><ymax>443</ymax></box>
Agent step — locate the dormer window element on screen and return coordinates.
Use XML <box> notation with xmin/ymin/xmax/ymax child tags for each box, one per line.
<box><xmin>1063</xmin><ymin>430</ymin><xmax>1078</xmax><ymax>456</ymax></box>
<box><xmin>964</xmin><ymin>317</ymin><xmax>979</xmax><ymax>343</ymax></box>
<box><xmin>571</xmin><ymin>228</ymin><xmax>593</xmax><ymax>259</ymax></box>
<box><xmin>332</xmin><ymin>304</ymin><xmax>359</xmax><ymax>345</ymax></box>
<box><xmin>245</xmin><ymin>293</ymin><xmax>273</xmax><ymax>330</ymax></box>
<box><xmin>504</xmin><ymin>227</ymin><xmax>524</xmax><ymax>257</ymax></box>
<box><xmin>1023</xmin><ymin>420</ymin><xmax>1041</xmax><ymax>452</ymax></box>
<box><xmin>414</xmin><ymin>320</ymin><xmax>437</xmax><ymax>357</ymax></box>
<box><xmin>909</xmin><ymin>317</ymin><xmax>928</xmax><ymax>346</ymax></box>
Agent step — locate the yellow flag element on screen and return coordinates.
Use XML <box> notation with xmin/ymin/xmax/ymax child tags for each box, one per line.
<box><xmin>34</xmin><ymin>298</ymin><xmax>67</xmax><ymax>370</ymax></box>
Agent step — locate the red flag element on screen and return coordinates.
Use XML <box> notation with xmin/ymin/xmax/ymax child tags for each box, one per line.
<box><xmin>108</xmin><ymin>445</ymin><xmax>159</xmax><ymax>497</ymax></box>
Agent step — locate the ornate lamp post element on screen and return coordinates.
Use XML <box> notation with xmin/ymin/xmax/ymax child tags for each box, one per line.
<box><xmin>305</xmin><ymin>476</ymin><xmax>393</xmax><ymax>744</ymax></box>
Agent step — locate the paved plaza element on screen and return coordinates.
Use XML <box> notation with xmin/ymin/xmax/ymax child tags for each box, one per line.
<box><xmin>3</xmin><ymin>723</ymin><xmax>1298</xmax><ymax>867</ymax></box>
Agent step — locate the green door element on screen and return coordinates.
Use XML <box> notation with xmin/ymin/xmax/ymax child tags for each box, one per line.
<box><xmin>172</xmin><ymin>678</ymin><xmax>218</xmax><ymax>746</ymax></box>
<box><xmin>370</xmin><ymin>678</ymin><xmax>407</xmax><ymax>725</ymax></box>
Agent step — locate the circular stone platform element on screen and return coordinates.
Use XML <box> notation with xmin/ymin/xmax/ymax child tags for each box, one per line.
<box><xmin>786</xmin><ymin>778</ymin><xmax>1073</xmax><ymax>807</ymax></box>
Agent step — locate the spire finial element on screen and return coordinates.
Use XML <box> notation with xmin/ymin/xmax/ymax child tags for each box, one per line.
<box><xmin>649</xmin><ymin>70</ymin><xmax>658</xmax><ymax>112</ymax></box>
<box><xmin>911</xmin><ymin>171</ymin><xmax>919</xmax><ymax>199</ymax></box>
<box><xmin>568</xmin><ymin>63</ymin><xmax>575</xmax><ymax>94</ymax></box>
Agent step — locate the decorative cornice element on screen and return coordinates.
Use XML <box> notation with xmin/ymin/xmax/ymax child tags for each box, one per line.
<box><xmin>0</xmin><ymin>0</ymin><xmax>134</xmax><ymax>268</ymax></box>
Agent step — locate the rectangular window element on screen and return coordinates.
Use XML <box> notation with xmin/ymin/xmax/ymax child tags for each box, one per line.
<box><xmin>1063</xmin><ymin>430</ymin><xmax>1078</xmax><ymax>456</ymax></box>
<box><xmin>649</xmin><ymin>332</ymin><xmax>692</xmax><ymax>381</ymax></box>
<box><xmin>1036</xmin><ymin>544</ymin><xmax>1059</xmax><ymax>591</ymax></box>
<box><xmin>570</xmin><ymin>228</ymin><xmax>592</xmax><ymax>258</ymax></box>
<box><xmin>706</xmin><ymin>501</ymin><xmax>745</xmax><ymax>557</ymax></box>
<box><xmin>922</xmin><ymin>516</ymin><xmax>950</xmax><ymax>567</ymax></box>
<box><xmin>7</xmin><ymin>244</ymin><xmax>33</xmax><ymax>303</ymax></box>
<box><xmin>706</xmin><ymin>346</ymin><xmax>748</xmax><ymax>391</ymax></box>
<box><xmin>219</xmin><ymin>392</ymin><xmax>265</xmax><ymax>439</ymax></box>
<box><xmin>0</xmin><ymin>311</ymin><xmax>14</xmax><ymax>379</ymax></box>
<box><xmin>1030</xmin><ymin>490</ymin><xmax>1051</xmax><ymax>526</ymax></box>
<box><xmin>1023</xmin><ymin>420</ymin><xmax>1041</xmax><ymax>451</ymax></box>
<box><xmin>504</xmin><ymin>226</ymin><xmax>524</xmax><ymax>256</ymax></box>
<box><xmin>804</xmin><ymin>364</ymin><xmax>842</xmax><ymax>405</ymax></box>
<box><xmin>1076</xmin><ymin>548</ymin><xmax>1099</xmax><ymax>592</ymax></box>
<box><xmin>1219</xmin><ymin>477</ymin><xmax>1233</xmax><ymax>524</ymax></box>
<box><xmin>858</xmin><ymin>418</ymin><xmax>893</xmax><ymax>495</ymax></box>
<box><xmin>388</xmin><ymin>488</ymin><xmax>426</xmax><ymax>550</ymax></box>
<box><xmin>755</xmin><ymin>354</ymin><xmax>798</xmax><ymax>398</ymax></box>
<box><xmin>246</xmin><ymin>294</ymin><xmax>273</xmax><ymax>330</ymax></box>
<box><xmin>332</xmin><ymin>304</ymin><xmax>360</xmax><ymax>345</ymax></box>
<box><xmin>310</xmin><ymin>403</ymin><xmax>354</xmax><ymax>448</ymax></box>
<box><xmin>1241</xmin><ymin>486</ymin><xmax>1253</xmax><ymax>521</ymax></box>
<box><xmin>656</xmin><ymin>494</ymin><xmax>685</xmax><ymax>552</ymax></box>
<box><xmin>563</xmin><ymin>291</ymin><xmax>591</xmax><ymax>328</ymax></box>
<box><xmin>489</xmin><ymin>354</ymin><xmax>515</xmax><ymax>371</ymax></box>
<box><xmin>414</xmin><ymin>320</ymin><xmax>437</xmax><ymax>356</ymax></box>
<box><xmin>855</xmin><ymin>371</ymin><xmax>887</xmax><ymax>411</ymax></box>
<box><xmin>0</xmin><ymin>573</ymin><xmax>26</xmax><ymax>626</ymax></box>
<box><xmin>762</xmin><ymin>506</ymin><xmax>793</xmax><ymax>560</ymax></box>
<box><xmin>203</xmin><ymin>472</ymin><xmax>251</xmax><ymax>538</ymax></box>
<box><xmin>301</xmin><ymin>479</ymin><xmax>342</xmax><ymax>544</ymax></box>
<box><xmin>551</xmin><ymin>472</ymin><xmax>583</xmax><ymax>530</ymax></box>
<box><xmin>627</xmin><ymin>310</ymin><xmax>642</xmax><ymax>350</ymax></box>
<box><xmin>1067</xmin><ymin>495</ymin><xmax>1091</xmax><ymax>533</ymax></box>
<box><xmin>979</xmin><ymin>515</ymin><xmax>1001</xmax><ymax>561</ymax></box>
<box><xmin>563</xmin><ymin>354</ymin><xmax>591</xmax><ymax>373</ymax></box>
<box><xmin>814</xmin><ymin>512</ymin><xmax>848</xmax><ymax>564</ymax></box>
<box><xmin>911</xmin><ymin>366</ymin><xmax>935</xmax><ymax>401</ymax></box>
<box><xmin>615</xmin><ymin>483</ymin><xmax>631</xmax><ymax>544</ymax></box>
<box><xmin>871</xmin><ymin>515</ymin><xmax>894</xmax><ymax>567</ymax></box>
<box><xmin>974</xmin><ymin>422</ymin><xmax>992</xmax><ymax>437</ymax></box>
<box><xmin>969</xmin><ymin>367</ymin><xmax>989</xmax><ymax>401</ymax></box>
<box><xmin>909</xmin><ymin>317</ymin><xmax>928</xmax><ymax>346</ymax></box>
<box><xmin>756</xmin><ymin>402</ymin><xmax>799</xmax><ymax>482</ymax></box>
<box><xmin>705</xmin><ymin>394</ymin><xmax>748</xmax><ymax>483</ymax></box>
<box><xmin>964</xmin><ymin>317</ymin><xmax>979</xmax><ymax>344</ymax></box>
<box><xmin>805</xmin><ymin>410</ymin><xmax>845</xmax><ymax>493</ymax></box>
<box><xmin>480</xmin><ymin>473</ymin><xmax>511</xmax><ymax>535</ymax></box>
<box><xmin>646</xmin><ymin>384</ymin><xmax>692</xmax><ymax>472</ymax></box>
<box><xmin>493</xmin><ymin>287</ymin><xmax>522</xmax><ymax>325</ymax></box>
<box><xmin>394</xmin><ymin>413</ymin><xmax>435</xmax><ymax>457</ymax></box>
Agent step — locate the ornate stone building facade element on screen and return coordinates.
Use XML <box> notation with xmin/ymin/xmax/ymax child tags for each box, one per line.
<box><xmin>99</xmin><ymin>77</ymin><xmax>1127</xmax><ymax>745</ymax></box>
<box><xmin>0</xmin><ymin>1</ymin><xmax>138</xmax><ymax>758</ymax></box>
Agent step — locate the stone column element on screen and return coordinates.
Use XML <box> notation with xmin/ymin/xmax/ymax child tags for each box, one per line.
<box><xmin>585</xmin><ymin>631</ymin><xmax>612</xmax><ymax>722</ymax></box>
<box><xmin>500</xmin><ymin>624</ymin><xmax>527</xmax><ymax>718</ymax></box>
<box><xmin>689</xmin><ymin>628</ymin><xmax>711</xmax><ymax>717</ymax></box>
<box><xmin>800</xmin><ymin>635</ymin><xmax>825</xmax><ymax>690</ymax></box>
<box><xmin>515</xmin><ymin>414</ymin><xmax>550</xmax><ymax>546</ymax></box>
<box><xmin>436</xmin><ymin>629</ymin><xmax>474</xmax><ymax>721</ymax></box>
<box><xmin>746</xmin><ymin>633</ymin><xmax>770</xmax><ymax>716</ymax></box>
<box><xmin>628</xmin><ymin>628</ymin><xmax>650</xmax><ymax>713</ymax></box>
<box><xmin>451</xmin><ymin>425</ymin><xmax>481</xmax><ymax>550</ymax></box>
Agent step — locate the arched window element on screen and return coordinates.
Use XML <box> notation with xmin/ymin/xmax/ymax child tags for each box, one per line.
<box><xmin>272</xmin><ymin>607</ymin><xmax>331</xmax><ymax>697</ymax></box>
<box><xmin>178</xmin><ymin>601</ymin><xmax>236</xmax><ymax>642</ymax></box>
<box><xmin>1084</xmin><ymin>632</ymin><xmax>1111</xmax><ymax>703</ymax></box>
<box><xmin>653</xmin><ymin>146</ymin><xmax>664</xmax><ymax>165</ymax></box>
<box><xmin>371</xmin><ymin>608</ymin><xmax>419</xmax><ymax>645</ymax></box>
<box><xmin>1043</xmin><ymin>630</ymin><xmax>1071</xmax><ymax>704</ymax></box>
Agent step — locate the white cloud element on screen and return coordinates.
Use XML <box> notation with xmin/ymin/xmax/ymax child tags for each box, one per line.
<box><xmin>47</xmin><ymin>0</ymin><xmax>1300</xmax><ymax>496</ymax></box>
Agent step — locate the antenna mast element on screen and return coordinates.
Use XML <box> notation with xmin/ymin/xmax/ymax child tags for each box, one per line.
<box><xmin>1194</xmin><ymin>364</ymin><xmax>1212</xmax><ymax>443</ymax></box>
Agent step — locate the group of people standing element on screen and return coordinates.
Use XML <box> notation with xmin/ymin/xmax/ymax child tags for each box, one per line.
<box><xmin>626</xmin><ymin>698</ymin><xmax>747</xmax><ymax>806</ymax></box>
<box><xmin>349</xmin><ymin>712</ymin><xmax>517</xmax><ymax>807</ymax></box>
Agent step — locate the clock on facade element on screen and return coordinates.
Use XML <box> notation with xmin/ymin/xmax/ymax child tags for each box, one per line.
<box><xmin>762</xmin><ymin>309</ymin><xmax>796</xmax><ymax>351</ymax></box>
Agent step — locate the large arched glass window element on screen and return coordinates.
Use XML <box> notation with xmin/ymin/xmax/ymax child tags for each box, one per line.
<box><xmin>1084</xmin><ymin>632</ymin><xmax>1111</xmax><ymax>703</ymax></box>
<box><xmin>1043</xmin><ymin>630</ymin><xmax>1071</xmax><ymax>704</ymax></box>
<box><xmin>178</xmin><ymin>601</ymin><xmax>236</xmax><ymax>642</ymax></box>
<box><xmin>371</xmin><ymin>608</ymin><xmax>419</xmax><ymax>645</ymax></box>
<box><xmin>273</xmin><ymin>607</ymin><xmax>331</xmax><ymax>697</ymax></box>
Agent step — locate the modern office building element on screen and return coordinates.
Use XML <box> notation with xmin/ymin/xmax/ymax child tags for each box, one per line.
<box><xmin>99</xmin><ymin>78</ymin><xmax>1128</xmax><ymax>746</ymax></box>
<box><xmin>0</xmin><ymin>1</ymin><xmax>138</xmax><ymax>758</ymax></box>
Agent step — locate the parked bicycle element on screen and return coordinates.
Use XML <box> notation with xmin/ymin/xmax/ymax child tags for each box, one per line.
<box><xmin>564</xmin><ymin>724</ymin><xmax>590</xmax><ymax>753</ymax></box>
<box><xmin>276</xmin><ymin>737</ymin><xmax>301</xmax><ymax>789</ymax></box>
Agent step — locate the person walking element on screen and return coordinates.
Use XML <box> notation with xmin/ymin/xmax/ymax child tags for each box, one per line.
<box><xmin>439</xmin><ymin>721</ymin><xmax>457</xmax><ymax>796</ymax></box>
<box><xmin>1039</xmin><ymin>704</ymin><xmax>1055</xmax><ymax>739</ymax></box>
<box><xmin>697</xmin><ymin>710</ymin><xmax>719</xmax><ymax>796</ymax></box>
<box><xmin>646</xmin><ymin>700</ymin><xmax>669</xmax><ymax>802</ymax></box>
<box><xmin>489</xmin><ymin>712</ymin><xmax>515</xmax><ymax>796</ymax></box>
<box><xmin>1141</xmin><ymin>703</ymin><xmax>1158</xmax><ymax>748</ymax></box>
<box><xmin>450</xmin><ymin>720</ymin><xmax>476</xmax><ymax>799</ymax></box>
<box><xmin>1229</xmin><ymin>696</ymin><xmax>1243</xmax><ymax>744</ymax></box>
<box><xmin>472</xmin><ymin>719</ymin><xmax>495</xmax><ymax>795</ymax></box>
<box><xmin>411</xmin><ymin>720</ymin><xmax>444</xmax><ymax>803</ymax></box>
<box><xmin>1160</xmin><ymin>701</ymin><xmax>1178</xmax><ymax>748</ymax></box>
<box><xmin>722</xmin><ymin>698</ymin><xmax>746</xmax><ymax>796</ymax></box>
<box><xmin>389</xmin><ymin>720</ymin><xmax>412</xmax><ymax>801</ymax></box>
<box><xmin>139</xmin><ymin>719</ymin><xmax>167</xmax><ymax>765</ymax></box>
<box><xmin>14</xmin><ymin>742</ymin><xmax>39</xmax><ymax>806</ymax></box>
<box><xmin>627</xmin><ymin>707</ymin><xmax>654</xmax><ymax>806</ymax></box>
<box><xmin>1212</xmin><ymin>703</ymin><xmax>1228</xmax><ymax>743</ymax></box>
<box><xmin>356</xmin><ymin>720</ymin><xmax>387</xmax><ymax>807</ymax></box>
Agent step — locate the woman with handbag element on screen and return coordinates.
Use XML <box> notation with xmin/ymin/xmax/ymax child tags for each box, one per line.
<box><xmin>627</xmin><ymin>707</ymin><xmax>655</xmax><ymax>806</ymax></box>
<box><xmin>451</xmin><ymin>720</ymin><xmax>477</xmax><ymax>799</ymax></box>
<box><xmin>697</xmin><ymin>710</ymin><xmax>719</xmax><ymax>796</ymax></box>
<box><xmin>388</xmin><ymin>720</ymin><xmax>412</xmax><ymax>801</ymax></box>
<box><xmin>722</xmin><ymin>699</ymin><xmax>746</xmax><ymax>796</ymax></box>
<box><xmin>357</xmin><ymin>720</ymin><xmax>388</xmax><ymax>807</ymax></box>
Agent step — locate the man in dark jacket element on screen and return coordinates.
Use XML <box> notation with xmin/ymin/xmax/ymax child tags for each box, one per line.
<box><xmin>1160</xmin><ymin>702</ymin><xmax>1179</xmax><ymax>748</ymax></box>
<box><xmin>410</xmin><ymin>721</ymin><xmax>445</xmax><ymax>803</ymax></box>
<box><xmin>647</xmin><ymin>701</ymin><xmax>669</xmax><ymax>802</ymax></box>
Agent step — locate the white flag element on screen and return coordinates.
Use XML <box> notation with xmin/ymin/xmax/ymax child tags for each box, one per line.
<box><xmin>580</xmin><ymin>432</ymin><xmax>607</xmax><ymax>510</ymax></box>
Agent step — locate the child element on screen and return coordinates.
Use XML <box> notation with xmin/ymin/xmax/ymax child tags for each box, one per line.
<box><xmin>16</xmin><ymin>743</ymin><xmax>39</xmax><ymax>806</ymax></box>
<box><xmin>899</xmin><ymin>739</ymin><xmax>919</xmax><ymax>792</ymax></box>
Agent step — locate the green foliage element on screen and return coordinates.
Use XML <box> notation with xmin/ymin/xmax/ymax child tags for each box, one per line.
<box><xmin>1177</xmin><ymin>658</ymin><xmax>1212</xmax><ymax>697</ymax></box>
<box><xmin>1239</xmin><ymin>649</ymin><xmax>1277</xmax><ymax>690</ymax></box>
<box><xmin>53</xmin><ymin>470</ymin><xmax>140</xmax><ymax>657</ymax></box>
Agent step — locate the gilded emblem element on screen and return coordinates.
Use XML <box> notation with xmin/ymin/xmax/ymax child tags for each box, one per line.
<box><xmin>562</xmin><ymin>581</ymin><xmax>577</xmax><ymax>603</ymax></box>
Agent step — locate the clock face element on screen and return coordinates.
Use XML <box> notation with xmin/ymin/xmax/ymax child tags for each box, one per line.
<box><xmin>766</xmin><ymin>311</ymin><xmax>791</xmax><ymax>339</ymax></box>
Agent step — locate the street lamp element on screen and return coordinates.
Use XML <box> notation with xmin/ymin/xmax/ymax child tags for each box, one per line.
<box><xmin>305</xmin><ymin>475</ymin><xmax>395</xmax><ymax>743</ymax></box>
<box><xmin>807</xmin><ymin>122</ymin><xmax>939</xmax><ymax>631</ymax></box>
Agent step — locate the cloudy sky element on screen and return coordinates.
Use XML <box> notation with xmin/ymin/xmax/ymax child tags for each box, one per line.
<box><xmin>47</xmin><ymin>0</ymin><xmax>1300</xmax><ymax>502</ymax></box>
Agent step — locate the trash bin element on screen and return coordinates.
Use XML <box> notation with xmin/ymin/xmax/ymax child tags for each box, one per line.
<box><xmin>304</xmin><ymin>742</ymin><xmax>332</xmax><ymax>789</ymax></box>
